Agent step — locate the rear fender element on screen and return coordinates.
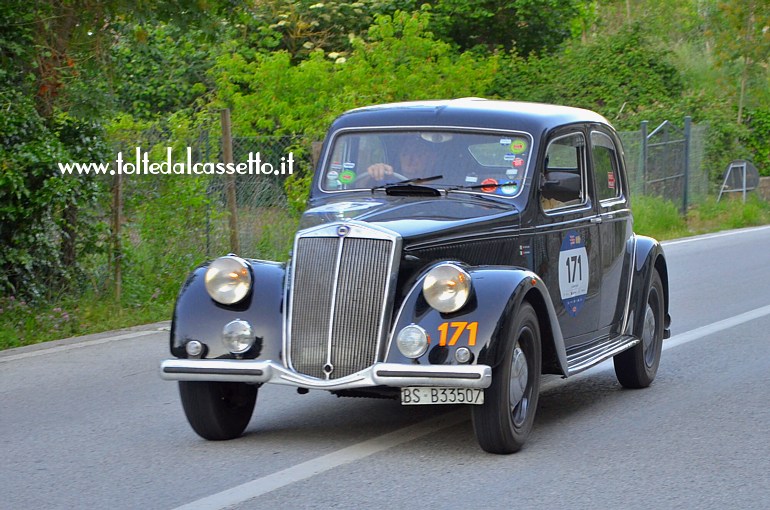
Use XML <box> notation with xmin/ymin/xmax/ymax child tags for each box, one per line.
<box><xmin>386</xmin><ymin>265</ymin><xmax>568</xmax><ymax>375</ymax></box>
<box><xmin>627</xmin><ymin>235</ymin><xmax>670</xmax><ymax>339</ymax></box>
<box><xmin>170</xmin><ymin>259</ymin><xmax>286</xmax><ymax>360</ymax></box>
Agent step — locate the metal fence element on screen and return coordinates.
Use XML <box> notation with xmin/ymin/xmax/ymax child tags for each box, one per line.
<box><xmin>619</xmin><ymin>118</ymin><xmax>709</xmax><ymax>213</ymax></box>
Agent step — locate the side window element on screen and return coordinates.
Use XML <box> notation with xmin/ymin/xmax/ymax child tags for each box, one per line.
<box><xmin>591</xmin><ymin>131</ymin><xmax>621</xmax><ymax>202</ymax></box>
<box><xmin>542</xmin><ymin>132</ymin><xmax>587</xmax><ymax>211</ymax></box>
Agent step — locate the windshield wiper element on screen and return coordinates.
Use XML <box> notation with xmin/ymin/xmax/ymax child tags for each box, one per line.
<box><xmin>370</xmin><ymin>174</ymin><xmax>444</xmax><ymax>192</ymax></box>
<box><xmin>445</xmin><ymin>180</ymin><xmax>517</xmax><ymax>193</ymax></box>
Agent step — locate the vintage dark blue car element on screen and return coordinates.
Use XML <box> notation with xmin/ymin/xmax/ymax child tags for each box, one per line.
<box><xmin>160</xmin><ymin>99</ymin><xmax>671</xmax><ymax>454</ymax></box>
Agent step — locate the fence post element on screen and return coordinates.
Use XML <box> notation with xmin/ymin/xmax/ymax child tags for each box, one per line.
<box><xmin>110</xmin><ymin>171</ymin><xmax>122</xmax><ymax>303</ymax></box>
<box><xmin>682</xmin><ymin>116</ymin><xmax>691</xmax><ymax>215</ymax></box>
<box><xmin>221</xmin><ymin>109</ymin><xmax>240</xmax><ymax>254</ymax></box>
<box><xmin>640</xmin><ymin>120</ymin><xmax>648</xmax><ymax>195</ymax></box>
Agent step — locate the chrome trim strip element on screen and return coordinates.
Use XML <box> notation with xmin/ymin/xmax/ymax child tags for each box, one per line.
<box><xmin>324</xmin><ymin>235</ymin><xmax>346</xmax><ymax>379</ymax></box>
<box><xmin>566</xmin><ymin>335</ymin><xmax>639</xmax><ymax>376</ymax></box>
<box><xmin>620</xmin><ymin>235</ymin><xmax>637</xmax><ymax>335</ymax></box>
<box><xmin>160</xmin><ymin>359</ymin><xmax>492</xmax><ymax>389</ymax></box>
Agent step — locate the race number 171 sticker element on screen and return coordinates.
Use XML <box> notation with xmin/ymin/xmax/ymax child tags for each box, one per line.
<box><xmin>558</xmin><ymin>230</ymin><xmax>588</xmax><ymax>317</ymax></box>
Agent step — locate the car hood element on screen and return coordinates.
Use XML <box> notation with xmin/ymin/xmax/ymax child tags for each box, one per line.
<box><xmin>299</xmin><ymin>195</ymin><xmax>519</xmax><ymax>242</ymax></box>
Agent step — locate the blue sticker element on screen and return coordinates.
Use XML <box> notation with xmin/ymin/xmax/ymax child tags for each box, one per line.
<box><xmin>558</xmin><ymin>230</ymin><xmax>589</xmax><ymax>317</ymax></box>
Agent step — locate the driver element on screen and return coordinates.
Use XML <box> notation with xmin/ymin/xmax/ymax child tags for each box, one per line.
<box><xmin>366</xmin><ymin>135</ymin><xmax>440</xmax><ymax>181</ymax></box>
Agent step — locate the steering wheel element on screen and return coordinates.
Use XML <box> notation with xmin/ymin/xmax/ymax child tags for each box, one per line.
<box><xmin>353</xmin><ymin>171</ymin><xmax>408</xmax><ymax>184</ymax></box>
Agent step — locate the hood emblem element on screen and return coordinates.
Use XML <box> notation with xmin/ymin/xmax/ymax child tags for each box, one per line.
<box><xmin>337</xmin><ymin>225</ymin><xmax>350</xmax><ymax>237</ymax></box>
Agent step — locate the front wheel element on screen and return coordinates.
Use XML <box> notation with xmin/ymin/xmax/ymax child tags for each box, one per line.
<box><xmin>178</xmin><ymin>381</ymin><xmax>257</xmax><ymax>440</ymax></box>
<box><xmin>472</xmin><ymin>302</ymin><xmax>542</xmax><ymax>454</ymax></box>
<box><xmin>614</xmin><ymin>270</ymin><xmax>664</xmax><ymax>388</ymax></box>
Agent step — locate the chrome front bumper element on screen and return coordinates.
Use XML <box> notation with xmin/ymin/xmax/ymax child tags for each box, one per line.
<box><xmin>160</xmin><ymin>359</ymin><xmax>492</xmax><ymax>390</ymax></box>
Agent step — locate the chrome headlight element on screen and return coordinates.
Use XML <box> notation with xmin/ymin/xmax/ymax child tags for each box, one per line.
<box><xmin>422</xmin><ymin>263</ymin><xmax>472</xmax><ymax>313</ymax></box>
<box><xmin>204</xmin><ymin>256</ymin><xmax>252</xmax><ymax>305</ymax></box>
<box><xmin>222</xmin><ymin>319</ymin><xmax>254</xmax><ymax>354</ymax></box>
<box><xmin>396</xmin><ymin>324</ymin><xmax>430</xmax><ymax>358</ymax></box>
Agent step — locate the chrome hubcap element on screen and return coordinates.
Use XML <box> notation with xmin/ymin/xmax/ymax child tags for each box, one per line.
<box><xmin>642</xmin><ymin>303</ymin><xmax>656</xmax><ymax>367</ymax></box>
<box><xmin>509</xmin><ymin>345</ymin><xmax>528</xmax><ymax>408</ymax></box>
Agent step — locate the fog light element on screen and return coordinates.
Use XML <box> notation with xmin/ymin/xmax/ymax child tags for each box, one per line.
<box><xmin>396</xmin><ymin>324</ymin><xmax>429</xmax><ymax>358</ymax></box>
<box><xmin>455</xmin><ymin>347</ymin><xmax>472</xmax><ymax>364</ymax></box>
<box><xmin>185</xmin><ymin>340</ymin><xmax>203</xmax><ymax>357</ymax></box>
<box><xmin>222</xmin><ymin>319</ymin><xmax>254</xmax><ymax>354</ymax></box>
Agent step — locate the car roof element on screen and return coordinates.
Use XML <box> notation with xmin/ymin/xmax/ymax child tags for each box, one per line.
<box><xmin>329</xmin><ymin>98</ymin><xmax>612</xmax><ymax>134</ymax></box>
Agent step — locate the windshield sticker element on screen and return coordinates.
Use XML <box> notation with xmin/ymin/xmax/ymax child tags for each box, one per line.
<box><xmin>480</xmin><ymin>178</ymin><xmax>498</xmax><ymax>193</ymax></box>
<box><xmin>558</xmin><ymin>230</ymin><xmax>589</xmax><ymax>317</ymax></box>
<box><xmin>465</xmin><ymin>174</ymin><xmax>479</xmax><ymax>184</ymax></box>
<box><xmin>339</xmin><ymin>170</ymin><xmax>356</xmax><ymax>184</ymax></box>
<box><xmin>326</xmin><ymin>170</ymin><xmax>340</xmax><ymax>189</ymax></box>
<box><xmin>512</xmin><ymin>157</ymin><xmax>526</xmax><ymax>168</ymax></box>
<box><xmin>500</xmin><ymin>138</ymin><xmax>512</xmax><ymax>146</ymax></box>
<box><xmin>343</xmin><ymin>162</ymin><xmax>355</xmax><ymax>169</ymax></box>
<box><xmin>506</xmin><ymin>168</ymin><xmax>519</xmax><ymax>178</ymax></box>
<box><xmin>503</xmin><ymin>153</ymin><xmax>516</xmax><ymax>161</ymax></box>
<box><xmin>608</xmin><ymin>172</ymin><xmax>616</xmax><ymax>189</ymax></box>
<box><xmin>500</xmin><ymin>181</ymin><xmax>519</xmax><ymax>195</ymax></box>
<box><xmin>510</xmin><ymin>139</ymin><xmax>528</xmax><ymax>154</ymax></box>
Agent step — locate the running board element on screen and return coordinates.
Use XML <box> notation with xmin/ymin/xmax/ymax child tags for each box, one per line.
<box><xmin>566</xmin><ymin>335</ymin><xmax>639</xmax><ymax>376</ymax></box>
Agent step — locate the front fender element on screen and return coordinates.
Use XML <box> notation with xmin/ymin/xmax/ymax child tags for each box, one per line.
<box><xmin>170</xmin><ymin>259</ymin><xmax>286</xmax><ymax>360</ymax></box>
<box><xmin>386</xmin><ymin>265</ymin><xmax>568</xmax><ymax>375</ymax></box>
<box><xmin>628</xmin><ymin>234</ymin><xmax>670</xmax><ymax>339</ymax></box>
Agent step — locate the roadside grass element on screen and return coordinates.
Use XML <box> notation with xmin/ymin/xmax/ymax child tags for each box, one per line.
<box><xmin>2</xmin><ymin>194</ymin><xmax>769</xmax><ymax>350</ymax></box>
<box><xmin>0</xmin><ymin>291</ymin><xmax>173</xmax><ymax>350</ymax></box>
<box><xmin>633</xmin><ymin>194</ymin><xmax>770</xmax><ymax>240</ymax></box>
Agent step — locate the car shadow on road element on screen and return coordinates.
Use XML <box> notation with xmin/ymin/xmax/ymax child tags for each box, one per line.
<box><xmin>226</xmin><ymin>367</ymin><xmax>665</xmax><ymax>457</ymax></box>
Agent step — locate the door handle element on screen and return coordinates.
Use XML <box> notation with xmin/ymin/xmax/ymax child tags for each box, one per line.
<box><xmin>590</xmin><ymin>217</ymin><xmax>602</xmax><ymax>224</ymax></box>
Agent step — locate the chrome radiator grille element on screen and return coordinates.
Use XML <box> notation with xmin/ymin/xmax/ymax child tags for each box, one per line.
<box><xmin>288</xmin><ymin>230</ymin><xmax>396</xmax><ymax>379</ymax></box>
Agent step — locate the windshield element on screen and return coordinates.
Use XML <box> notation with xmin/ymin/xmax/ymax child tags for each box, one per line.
<box><xmin>320</xmin><ymin>130</ymin><xmax>533</xmax><ymax>198</ymax></box>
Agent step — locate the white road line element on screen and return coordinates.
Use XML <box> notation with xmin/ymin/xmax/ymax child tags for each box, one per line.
<box><xmin>172</xmin><ymin>303</ymin><xmax>770</xmax><ymax>510</ymax></box>
<box><xmin>172</xmin><ymin>410</ymin><xmax>467</xmax><ymax>510</ymax></box>
<box><xmin>0</xmin><ymin>329</ymin><xmax>161</xmax><ymax>363</ymax></box>
<box><xmin>662</xmin><ymin>224</ymin><xmax>770</xmax><ymax>247</ymax></box>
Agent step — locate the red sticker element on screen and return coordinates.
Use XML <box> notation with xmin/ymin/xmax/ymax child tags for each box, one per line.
<box><xmin>608</xmin><ymin>172</ymin><xmax>616</xmax><ymax>189</ymax></box>
<box><xmin>512</xmin><ymin>157</ymin><xmax>525</xmax><ymax>167</ymax></box>
<box><xmin>480</xmin><ymin>178</ymin><xmax>498</xmax><ymax>193</ymax></box>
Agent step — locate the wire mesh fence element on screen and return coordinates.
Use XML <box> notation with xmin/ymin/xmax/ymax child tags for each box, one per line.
<box><xmin>619</xmin><ymin>119</ymin><xmax>709</xmax><ymax>213</ymax></box>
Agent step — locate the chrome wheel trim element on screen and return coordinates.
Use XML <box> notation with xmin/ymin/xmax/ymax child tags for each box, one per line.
<box><xmin>642</xmin><ymin>302</ymin><xmax>657</xmax><ymax>367</ymax></box>
<box><xmin>509</xmin><ymin>343</ymin><xmax>529</xmax><ymax>426</ymax></box>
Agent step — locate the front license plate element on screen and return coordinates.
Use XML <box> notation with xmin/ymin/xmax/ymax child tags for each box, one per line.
<box><xmin>401</xmin><ymin>387</ymin><xmax>484</xmax><ymax>405</ymax></box>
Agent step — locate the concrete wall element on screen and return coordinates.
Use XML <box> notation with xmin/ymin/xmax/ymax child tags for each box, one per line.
<box><xmin>759</xmin><ymin>176</ymin><xmax>770</xmax><ymax>201</ymax></box>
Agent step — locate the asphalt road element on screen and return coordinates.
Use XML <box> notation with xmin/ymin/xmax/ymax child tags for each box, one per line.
<box><xmin>2</xmin><ymin>225</ymin><xmax>770</xmax><ymax>510</ymax></box>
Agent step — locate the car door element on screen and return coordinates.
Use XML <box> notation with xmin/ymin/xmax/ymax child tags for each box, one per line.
<box><xmin>535</xmin><ymin>128</ymin><xmax>601</xmax><ymax>344</ymax></box>
<box><xmin>590</xmin><ymin>128</ymin><xmax>633</xmax><ymax>335</ymax></box>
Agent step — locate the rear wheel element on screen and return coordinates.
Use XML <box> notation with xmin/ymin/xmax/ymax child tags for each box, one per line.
<box><xmin>178</xmin><ymin>381</ymin><xmax>257</xmax><ymax>440</ymax></box>
<box><xmin>614</xmin><ymin>270</ymin><xmax>664</xmax><ymax>388</ymax></box>
<box><xmin>472</xmin><ymin>302</ymin><xmax>541</xmax><ymax>454</ymax></box>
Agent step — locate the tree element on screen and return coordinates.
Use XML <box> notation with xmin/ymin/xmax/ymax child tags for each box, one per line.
<box><xmin>709</xmin><ymin>0</ymin><xmax>770</xmax><ymax>124</ymax></box>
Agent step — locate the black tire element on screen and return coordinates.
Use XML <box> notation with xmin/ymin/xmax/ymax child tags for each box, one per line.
<box><xmin>178</xmin><ymin>381</ymin><xmax>257</xmax><ymax>440</ymax></box>
<box><xmin>472</xmin><ymin>302</ymin><xmax>541</xmax><ymax>454</ymax></box>
<box><xmin>614</xmin><ymin>270</ymin><xmax>664</xmax><ymax>389</ymax></box>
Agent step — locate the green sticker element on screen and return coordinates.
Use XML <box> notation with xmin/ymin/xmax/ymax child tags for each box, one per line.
<box><xmin>339</xmin><ymin>169</ymin><xmax>356</xmax><ymax>184</ymax></box>
<box><xmin>510</xmin><ymin>138</ymin><xmax>528</xmax><ymax>154</ymax></box>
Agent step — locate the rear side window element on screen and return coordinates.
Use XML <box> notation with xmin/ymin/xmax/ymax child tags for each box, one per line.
<box><xmin>591</xmin><ymin>131</ymin><xmax>621</xmax><ymax>202</ymax></box>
